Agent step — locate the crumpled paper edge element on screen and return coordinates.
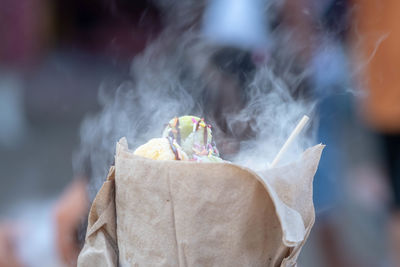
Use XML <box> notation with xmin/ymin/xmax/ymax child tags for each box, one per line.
<box><xmin>77</xmin><ymin>167</ymin><xmax>118</xmax><ymax>267</ymax></box>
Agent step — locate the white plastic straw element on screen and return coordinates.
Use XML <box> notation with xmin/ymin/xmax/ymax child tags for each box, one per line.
<box><xmin>270</xmin><ymin>115</ymin><xmax>310</xmax><ymax>168</ymax></box>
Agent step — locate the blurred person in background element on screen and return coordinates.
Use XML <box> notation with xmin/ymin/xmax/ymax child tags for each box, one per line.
<box><xmin>349</xmin><ymin>0</ymin><xmax>400</xmax><ymax>265</ymax></box>
<box><xmin>71</xmin><ymin>0</ymin><xmax>358</xmax><ymax>265</ymax></box>
<box><xmin>276</xmin><ymin>1</ymin><xmax>364</xmax><ymax>266</ymax></box>
<box><xmin>304</xmin><ymin>1</ymin><xmax>356</xmax><ymax>266</ymax></box>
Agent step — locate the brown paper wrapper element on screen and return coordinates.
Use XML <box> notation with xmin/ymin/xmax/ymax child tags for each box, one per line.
<box><xmin>78</xmin><ymin>138</ymin><xmax>324</xmax><ymax>267</ymax></box>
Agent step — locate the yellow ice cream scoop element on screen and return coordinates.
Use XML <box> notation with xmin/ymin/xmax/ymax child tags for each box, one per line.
<box><xmin>134</xmin><ymin>138</ymin><xmax>188</xmax><ymax>161</ymax></box>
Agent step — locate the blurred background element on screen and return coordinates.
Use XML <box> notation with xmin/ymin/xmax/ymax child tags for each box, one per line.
<box><xmin>0</xmin><ymin>0</ymin><xmax>399</xmax><ymax>266</ymax></box>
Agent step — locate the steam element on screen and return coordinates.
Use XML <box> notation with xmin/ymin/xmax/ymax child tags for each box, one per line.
<box><xmin>74</xmin><ymin>31</ymin><xmax>317</xmax><ymax>199</ymax></box>
<box><xmin>228</xmin><ymin>66</ymin><xmax>316</xmax><ymax>172</ymax></box>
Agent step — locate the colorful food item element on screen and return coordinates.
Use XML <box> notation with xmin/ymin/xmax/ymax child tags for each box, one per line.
<box><xmin>162</xmin><ymin>116</ymin><xmax>215</xmax><ymax>157</ymax></box>
<box><xmin>135</xmin><ymin>115</ymin><xmax>222</xmax><ymax>162</ymax></box>
<box><xmin>134</xmin><ymin>138</ymin><xmax>188</xmax><ymax>161</ymax></box>
<box><xmin>162</xmin><ymin>116</ymin><xmax>212</xmax><ymax>144</ymax></box>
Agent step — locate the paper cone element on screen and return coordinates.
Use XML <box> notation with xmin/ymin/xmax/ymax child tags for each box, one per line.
<box><xmin>78</xmin><ymin>138</ymin><xmax>324</xmax><ymax>267</ymax></box>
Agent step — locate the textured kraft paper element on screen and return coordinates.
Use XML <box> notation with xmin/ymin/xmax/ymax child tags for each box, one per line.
<box><xmin>78</xmin><ymin>138</ymin><xmax>324</xmax><ymax>267</ymax></box>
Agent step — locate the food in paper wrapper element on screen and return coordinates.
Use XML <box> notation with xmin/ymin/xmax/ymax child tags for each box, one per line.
<box><xmin>78</xmin><ymin>115</ymin><xmax>324</xmax><ymax>267</ymax></box>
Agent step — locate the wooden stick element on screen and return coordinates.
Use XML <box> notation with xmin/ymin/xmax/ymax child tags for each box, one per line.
<box><xmin>270</xmin><ymin>115</ymin><xmax>310</xmax><ymax>168</ymax></box>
